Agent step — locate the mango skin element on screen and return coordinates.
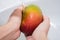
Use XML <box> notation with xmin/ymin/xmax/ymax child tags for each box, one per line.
<box><xmin>20</xmin><ymin>4</ymin><xmax>43</xmax><ymax>36</ymax></box>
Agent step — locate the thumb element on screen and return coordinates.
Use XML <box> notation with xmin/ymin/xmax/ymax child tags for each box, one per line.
<box><xmin>33</xmin><ymin>16</ymin><xmax>50</xmax><ymax>35</ymax></box>
<box><xmin>32</xmin><ymin>16</ymin><xmax>50</xmax><ymax>40</ymax></box>
<box><xmin>6</xmin><ymin>6</ymin><xmax>23</xmax><ymax>29</ymax></box>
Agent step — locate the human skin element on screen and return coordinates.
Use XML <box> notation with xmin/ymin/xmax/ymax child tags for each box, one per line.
<box><xmin>26</xmin><ymin>15</ymin><xmax>50</xmax><ymax>40</ymax></box>
<box><xmin>0</xmin><ymin>6</ymin><xmax>50</xmax><ymax>40</ymax></box>
<box><xmin>0</xmin><ymin>7</ymin><xmax>22</xmax><ymax>40</ymax></box>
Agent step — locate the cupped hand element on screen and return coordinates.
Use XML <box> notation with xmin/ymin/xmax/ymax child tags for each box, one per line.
<box><xmin>26</xmin><ymin>16</ymin><xmax>50</xmax><ymax>40</ymax></box>
<box><xmin>0</xmin><ymin>7</ymin><xmax>22</xmax><ymax>40</ymax></box>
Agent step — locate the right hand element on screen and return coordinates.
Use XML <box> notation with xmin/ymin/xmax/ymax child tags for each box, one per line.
<box><xmin>26</xmin><ymin>16</ymin><xmax>50</xmax><ymax>40</ymax></box>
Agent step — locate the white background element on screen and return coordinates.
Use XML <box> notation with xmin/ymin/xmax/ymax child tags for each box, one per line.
<box><xmin>0</xmin><ymin>0</ymin><xmax>60</xmax><ymax>40</ymax></box>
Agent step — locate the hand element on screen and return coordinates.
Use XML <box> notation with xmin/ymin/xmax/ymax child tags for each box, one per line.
<box><xmin>0</xmin><ymin>7</ymin><xmax>22</xmax><ymax>40</ymax></box>
<box><xmin>26</xmin><ymin>16</ymin><xmax>50</xmax><ymax>40</ymax></box>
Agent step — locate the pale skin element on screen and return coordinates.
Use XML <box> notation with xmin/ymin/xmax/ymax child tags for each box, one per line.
<box><xmin>0</xmin><ymin>6</ymin><xmax>50</xmax><ymax>40</ymax></box>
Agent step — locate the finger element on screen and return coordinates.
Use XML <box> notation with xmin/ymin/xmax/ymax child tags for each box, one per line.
<box><xmin>43</xmin><ymin>15</ymin><xmax>50</xmax><ymax>30</ymax></box>
<box><xmin>38</xmin><ymin>16</ymin><xmax>50</xmax><ymax>33</ymax></box>
<box><xmin>4</xmin><ymin>6</ymin><xmax>23</xmax><ymax>32</ymax></box>
<box><xmin>32</xmin><ymin>16</ymin><xmax>50</xmax><ymax>40</ymax></box>
<box><xmin>33</xmin><ymin>16</ymin><xmax>50</xmax><ymax>35</ymax></box>
<box><xmin>41</xmin><ymin>16</ymin><xmax>50</xmax><ymax>34</ymax></box>
<box><xmin>26</xmin><ymin>36</ymin><xmax>34</xmax><ymax>40</ymax></box>
<box><xmin>11</xmin><ymin>30</ymin><xmax>20</xmax><ymax>40</ymax></box>
<box><xmin>0</xmin><ymin>30</ymin><xmax>20</xmax><ymax>40</ymax></box>
<box><xmin>8</xmin><ymin>6</ymin><xmax>23</xmax><ymax>28</ymax></box>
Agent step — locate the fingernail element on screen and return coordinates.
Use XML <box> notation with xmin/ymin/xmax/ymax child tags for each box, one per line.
<box><xmin>17</xmin><ymin>5</ymin><xmax>24</xmax><ymax>10</ymax></box>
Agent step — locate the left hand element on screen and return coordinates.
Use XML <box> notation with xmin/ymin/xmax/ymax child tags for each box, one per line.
<box><xmin>0</xmin><ymin>7</ymin><xmax>22</xmax><ymax>40</ymax></box>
